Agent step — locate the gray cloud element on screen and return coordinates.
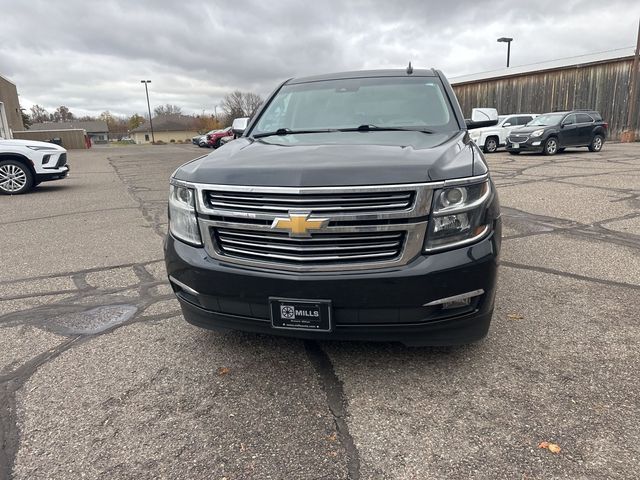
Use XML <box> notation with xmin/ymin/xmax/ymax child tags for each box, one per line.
<box><xmin>1</xmin><ymin>0</ymin><xmax>638</xmax><ymax>117</ymax></box>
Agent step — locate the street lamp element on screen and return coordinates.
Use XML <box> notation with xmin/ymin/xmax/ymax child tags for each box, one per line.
<box><xmin>497</xmin><ymin>37</ymin><xmax>513</xmax><ymax>67</ymax></box>
<box><xmin>140</xmin><ymin>80</ymin><xmax>155</xmax><ymax>143</ymax></box>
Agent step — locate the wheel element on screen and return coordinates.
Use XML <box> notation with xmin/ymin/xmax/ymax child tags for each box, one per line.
<box><xmin>0</xmin><ymin>160</ymin><xmax>34</xmax><ymax>195</ymax></box>
<box><xmin>483</xmin><ymin>137</ymin><xmax>498</xmax><ymax>153</ymax></box>
<box><xmin>543</xmin><ymin>137</ymin><xmax>558</xmax><ymax>156</ymax></box>
<box><xmin>588</xmin><ymin>134</ymin><xmax>604</xmax><ymax>152</ymax></box>
<box><xmin>213</xmin><ymin>138</ymin><xmax>221</xmax><ymax>149</ymax></box>
<box><xmin>557</xmin><ymin>148</ymin><xmax>566</xmax><ymax>153</ymax></box>
<box><xmin>508</xmin><ymin>151</ymin><xmax>520</xmax><ymax>155</ymax></box>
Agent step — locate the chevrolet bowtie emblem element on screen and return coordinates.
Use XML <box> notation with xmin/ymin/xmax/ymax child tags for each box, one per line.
<box><xmin>271</xmin><ymin>212</ymin><xmax>330</xmax><ymax>237</ymax></box>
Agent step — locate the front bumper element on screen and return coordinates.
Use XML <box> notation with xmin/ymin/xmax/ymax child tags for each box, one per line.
<box><xmin>505</xmin><ymin>137</ymin><xmax>544</xmax><ymax>152</ymax></box>
<box><xmin>36</xmin><ymin>165</ymin><xmax>69</xmax><ymax>182</ymax></box>
<box><xmin>164</xmin><ymin>221</ymin><xmax>501</xmax><ymax>346</ymax></box>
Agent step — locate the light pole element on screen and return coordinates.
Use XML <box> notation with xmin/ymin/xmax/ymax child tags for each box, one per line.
<box><xmin>497</xmin><ymin>37</ymin><xmax>513</xmax><ymax>67</ymax></box>
<box><xmin>140</xmin><ymin>80</ymin><xmax>155</xmax><ymax>143</ymax></box>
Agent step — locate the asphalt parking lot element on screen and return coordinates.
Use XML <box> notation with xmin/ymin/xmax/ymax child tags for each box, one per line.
<box><xmin>1</xmin><ymin>142</ymin><xmax>639</xmax><ymax>479</ymax></box>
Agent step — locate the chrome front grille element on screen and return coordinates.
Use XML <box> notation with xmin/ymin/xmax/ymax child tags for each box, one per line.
<box><xmin>206</xmin><ymin>190</ymin><xmax>414</xmax><ymax>214</ymax></box>
<box><xmin>214</xmin><ymin>228</ymin><xmax>405</xmax><ymax>264</ymax></box>
<box><xmin>509</xmin><ymin>135</ymin><xmax>529</xmax><ymax>143</ymax></box>
<box><xmin>174</xmin><ymin>176</ymin><xmax>487</xmax><ymax>272</ymax></box>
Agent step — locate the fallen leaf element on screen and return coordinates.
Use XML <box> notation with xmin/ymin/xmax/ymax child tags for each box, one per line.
<box><xmin>217</xmin><ymin>367</ymin><xmax>230</xmax><ymax>376</ymax></box>
<box><xmin>538</xmin><ymin>441</ymin><xmax>561</xmax><ymax>453</ymax></box>
<box><xmin>326</xmin><ymin>432</ymin><xmax>337</xmax><ymax>442</ymax></box>
<box><xmin>507</xmin><ymin>313</ymin><xmax>524</xmax><ymax>320</ymax></box>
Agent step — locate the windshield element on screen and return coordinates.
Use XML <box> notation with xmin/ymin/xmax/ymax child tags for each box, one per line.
<box><xmin>528</xmin><ymin>113</ymin><xmax>564</xmax><ymax>126</ymax></box>
<box><xmin>251</xmin><ymin>76</ymin><xmax>458</xmax><ymax>135</ymax></box>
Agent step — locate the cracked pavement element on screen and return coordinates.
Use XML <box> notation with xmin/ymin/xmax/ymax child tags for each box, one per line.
<box><xmin>0</xmin><ymin>142</ymin><xmax>639</xmax><ymax>479</ymax></box>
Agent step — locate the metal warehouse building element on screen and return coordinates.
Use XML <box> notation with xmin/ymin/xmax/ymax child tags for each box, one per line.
<box><xmin>450</xmin><ymin>48</ymin><xmax>640</xmax><ymax>140</ymax></box>
<box><xmin>0</xmin><ymin>73</ymin><xmax>24</xmax><ymax>138</ymax></box>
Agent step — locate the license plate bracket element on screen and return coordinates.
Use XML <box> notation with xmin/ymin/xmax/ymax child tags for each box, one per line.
<box><xmin>270</xmin><ymin>297</ymin><xmax>332</xmax><ymax>332</ymax></box>
<box><xmin>512</xmin><ymin>142</ymin><xmax>520</xmax><ymax>149</ymax></box>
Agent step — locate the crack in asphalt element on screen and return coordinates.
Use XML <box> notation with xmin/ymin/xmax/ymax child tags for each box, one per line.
<box><xmin>501</xmin><ymin>261</ymin><xmax>640</xmax><ymax>291</ymax></box>
<box><xmin>304</xmin><ymin>341</ymin><xmax>361</xmax><ymax>480</ymax></box>
<box><xmin>0</xmin><ymin>262</ymin><xmax>181</xmax><ymax>477</ymax></box>
<box><xmin>0</xmin><ymin>337</ymin><xmax>82</xmax><ymax>480</ymax></box>
<box><xmin>501</xmin><ymin>206</ymin><xmax>640</xmax><ymax>249</ymax></box>
<box><xmin>1</xmin><ymin>207</ymin><xmax>139</xmax><ymax>227</ymax></box>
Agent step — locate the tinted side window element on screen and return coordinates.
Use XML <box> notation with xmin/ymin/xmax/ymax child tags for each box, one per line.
<box><xmin>563</xmin><ymin>114</ymin><xmax>577</xmax><ymax>125</ymax></box>
<box><xmin>503</xmin><ymin>117</ymin><xmax>517</xmax><ymax>126</ymax></box>
<box><xmin>576</xmin><ymin>113</ymin><xmax>594</xmax><ymax>123</ymax></box>
<box><xmin>591</xmin><ymin>112</ymin><xmax>603</xmax><ymax>121</ymax></box>
<box><xmin>517</xmin><ymin>116</ymin><xmax>533</xmax><ymax>125</ymax></box>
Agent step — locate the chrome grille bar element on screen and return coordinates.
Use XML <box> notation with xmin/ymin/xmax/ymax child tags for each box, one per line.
<box><xmin>206</xmin><ymin>190</ymin><xmax>414</xmax><ymax>214</ymax></box>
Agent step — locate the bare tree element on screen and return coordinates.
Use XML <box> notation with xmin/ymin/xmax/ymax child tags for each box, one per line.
<box><xmin>154</xmin><ymin>104</ymin><xmax>183</xmax><ymax>116</ymax></box>
<box><xmin>29</xmin><ymin>104</ymin><xmax>50</xmax><ymax>124</ymax></box>
<box><xmin>53</xmin><ymin>105</ymin><xmax>74</xmax><ymax>122</ymax></box>
<box><xmin>220</xmin><ymin>91</ymin><xmax>263</xmax><ymax>124</ymax></box>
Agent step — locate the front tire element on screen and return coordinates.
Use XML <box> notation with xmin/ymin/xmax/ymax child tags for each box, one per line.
<box><xmin>0</xmin><ymin>160</ymin><xmax>34</xmax><ymax>195</ymax></box>
<box><xmin>543</xmin><ymin>137</ymin><xmax>558</xmax><ymax>156</ymax></box>
<box><xmin>483</xmin><ymin>137</ymin><xmax>498</xmax><ymax>153</ymax></box>
<box><xmin>588</xmin><ymin>134</ymin><xmax>604</xmax><ymax>152</ymax></box>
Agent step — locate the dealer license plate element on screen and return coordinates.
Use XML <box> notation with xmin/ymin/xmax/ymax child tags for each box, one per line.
<box><xmin>512</xmin><ymin>143</ymin><xmax>520</xmax><ymax>149</ymax></box>
<box><xmin>270</xmin><ymin>298</ymin><xmax>332</xmax><ymax>332</ymax></box>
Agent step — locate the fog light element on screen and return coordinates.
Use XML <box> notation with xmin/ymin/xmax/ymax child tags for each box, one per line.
<box><xmin>532</xmin><ymin>141</ymin><xmax>541</xmax><ymax>146</ymax></box>
<box><xmin>423</xmin><ymin>289</ymin><xmax>484</xmax><ymax>308</ymax></box>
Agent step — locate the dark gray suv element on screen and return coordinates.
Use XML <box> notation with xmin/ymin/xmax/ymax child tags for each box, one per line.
<box><xmin>165</xmin><ymin>69</ymin><xmax>502</xmax><ymax>346</ymax></box>
<box><xmin>506</xmin><ymin>110</ymin><xmax>608</xmax><ymax>155</ymax></box>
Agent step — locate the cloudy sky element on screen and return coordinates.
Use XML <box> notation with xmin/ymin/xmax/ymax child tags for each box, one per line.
<box><xmin>1</xmin><ymin>0</ymin><xmax>639</xmax><ymax>118</ymax></box>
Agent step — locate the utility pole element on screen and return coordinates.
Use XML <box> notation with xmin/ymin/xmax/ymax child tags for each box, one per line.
<box><xmin>497</xmin><ymin>37</ymin><xmax>513</xmax><ymax>67</ymax></box>
<box><xmin>623</xmin><ymin>19</ymin><xmax>640</xmax><ymax>142</ymax></box>
<box><xmin>140</xmin><ymin>80</ymin><xmax>155</xmax><ymax>143</ymax></box>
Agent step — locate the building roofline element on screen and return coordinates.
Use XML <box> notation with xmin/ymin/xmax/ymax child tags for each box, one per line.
<box><xmin>0</xmin><ymin>73</ymin><xmax>17</xmax><ymax>86</ymax></box>
<box><xmin>450</xmin><ymin>47</ymin><xmax>636</xmax><ymax>86</ymax></box>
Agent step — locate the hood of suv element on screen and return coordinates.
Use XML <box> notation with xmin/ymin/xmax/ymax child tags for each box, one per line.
<box><xmin>510</xmin><ymin>125</ymin><xmax>553</xmax><ymax>135</ymax></box>
<box><xmin>0</xmin><ymin>139</ymin><xmax>66</xmax><ymax>151</ymax></box>
<box><xmin>174</xmin><ymin>131</ymin><xmax>478</xmax><ymax>187</ymax></box>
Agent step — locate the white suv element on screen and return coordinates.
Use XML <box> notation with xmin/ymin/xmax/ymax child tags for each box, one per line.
<box><xmin>468</xmin><ymin>114</ymin><xmax>537</xmax><ymax>153</ymax></box>
<box><xmin>0</xmin><ymin>139</ymin><xmax>69</xmax><ymax>194</ymax></box>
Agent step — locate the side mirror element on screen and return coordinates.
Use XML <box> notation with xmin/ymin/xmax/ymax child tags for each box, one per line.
<box><xmin>502</xmin><ymin>122</ymin><xmax>512</xmax><ymax>127</ymax></box>
<box><xmin>231</xmin><ymin>117</ymin><xmax>250</xmax><ymax>136</ymax></box>
<box><xmin>471</xmin><ymin>108</ymin><xmax>498</xmax><ymax>123</ymax></box>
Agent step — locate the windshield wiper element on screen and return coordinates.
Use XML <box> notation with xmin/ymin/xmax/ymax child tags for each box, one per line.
<box><xmin>253</xmin><ymin>128</ymin><xmax>337</xmax><ymax>139</ymax></box>
<box><xmin>339</xmin><ymin>124</ymin><xmax>434</xmax><ymax>133</ymax></box>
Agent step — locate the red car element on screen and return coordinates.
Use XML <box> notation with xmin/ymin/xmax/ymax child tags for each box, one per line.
<box><xmin>206</xmin><ymin>127</ymin><xmax>233</xmax><ymax>148</ymax></box>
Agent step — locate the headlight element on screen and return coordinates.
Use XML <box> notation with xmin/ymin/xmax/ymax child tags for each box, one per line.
<box><xmin>424</xmin><ymin>180</ymin><xmax>492</xmax><ymax>252</ymax></box>
<box><xmin>27</xmin><ymin>145</ymin><xmax>58</xmax><ymax>151</ymax></box>
<box><xmin>531</xmin><ymin>129</ymin><xmax>544</xmax><ymax>137</ymax></box>
<box><xmin>169</xmin><ymin>183</ymin><xmax>202</xmax><ymax>245</ymax></box>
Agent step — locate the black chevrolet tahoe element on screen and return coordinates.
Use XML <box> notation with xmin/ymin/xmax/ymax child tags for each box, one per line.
<box><xmin>164</xmin><ymin>69</ymin><xmax>502</xmax><ymax>346</ymax></box>
<box><xmin>505</xmin><ymin>110</ymin><xmax>608</xmax><ymax>155</ymax></box>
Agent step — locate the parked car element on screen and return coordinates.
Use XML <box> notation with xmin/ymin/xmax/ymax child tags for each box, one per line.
<box><xmin>468</xmin><ymin>113</ymin><xmax>537</xmax><ymax>153</ymax></box>
<box><xmin>206</xmin><ymin>127</ymin><xmax>233</xmax><ymax>148</ymax></box>
<box><xmin>193</xmin><ymin>130</ymin><xmax>215</xmax><ymax>147</ymax></box>
<box><xmin>164</xmin><ymin>68</ymin><xmax>502</xmax><ymax>346</ymax></box>
<box><xmin>0</xmin><ymin>138</ymin><xmax>69</xmax><ymax>194</ymax></box>
<box><xmin>506</xmin><ymin>110</ymin><xmax>607</xmax><ymax>155</ymax></box>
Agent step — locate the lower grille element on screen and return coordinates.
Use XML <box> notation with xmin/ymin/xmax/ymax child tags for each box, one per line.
<box><xmin>56</xmin><ymin>153</ymin><xmax>67</xmax><ymax>168</ymax></box>
<box><xmin>213</xmin><ymin>228</ymin><xmax>405</xmax><ymax>265</ymax></box>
